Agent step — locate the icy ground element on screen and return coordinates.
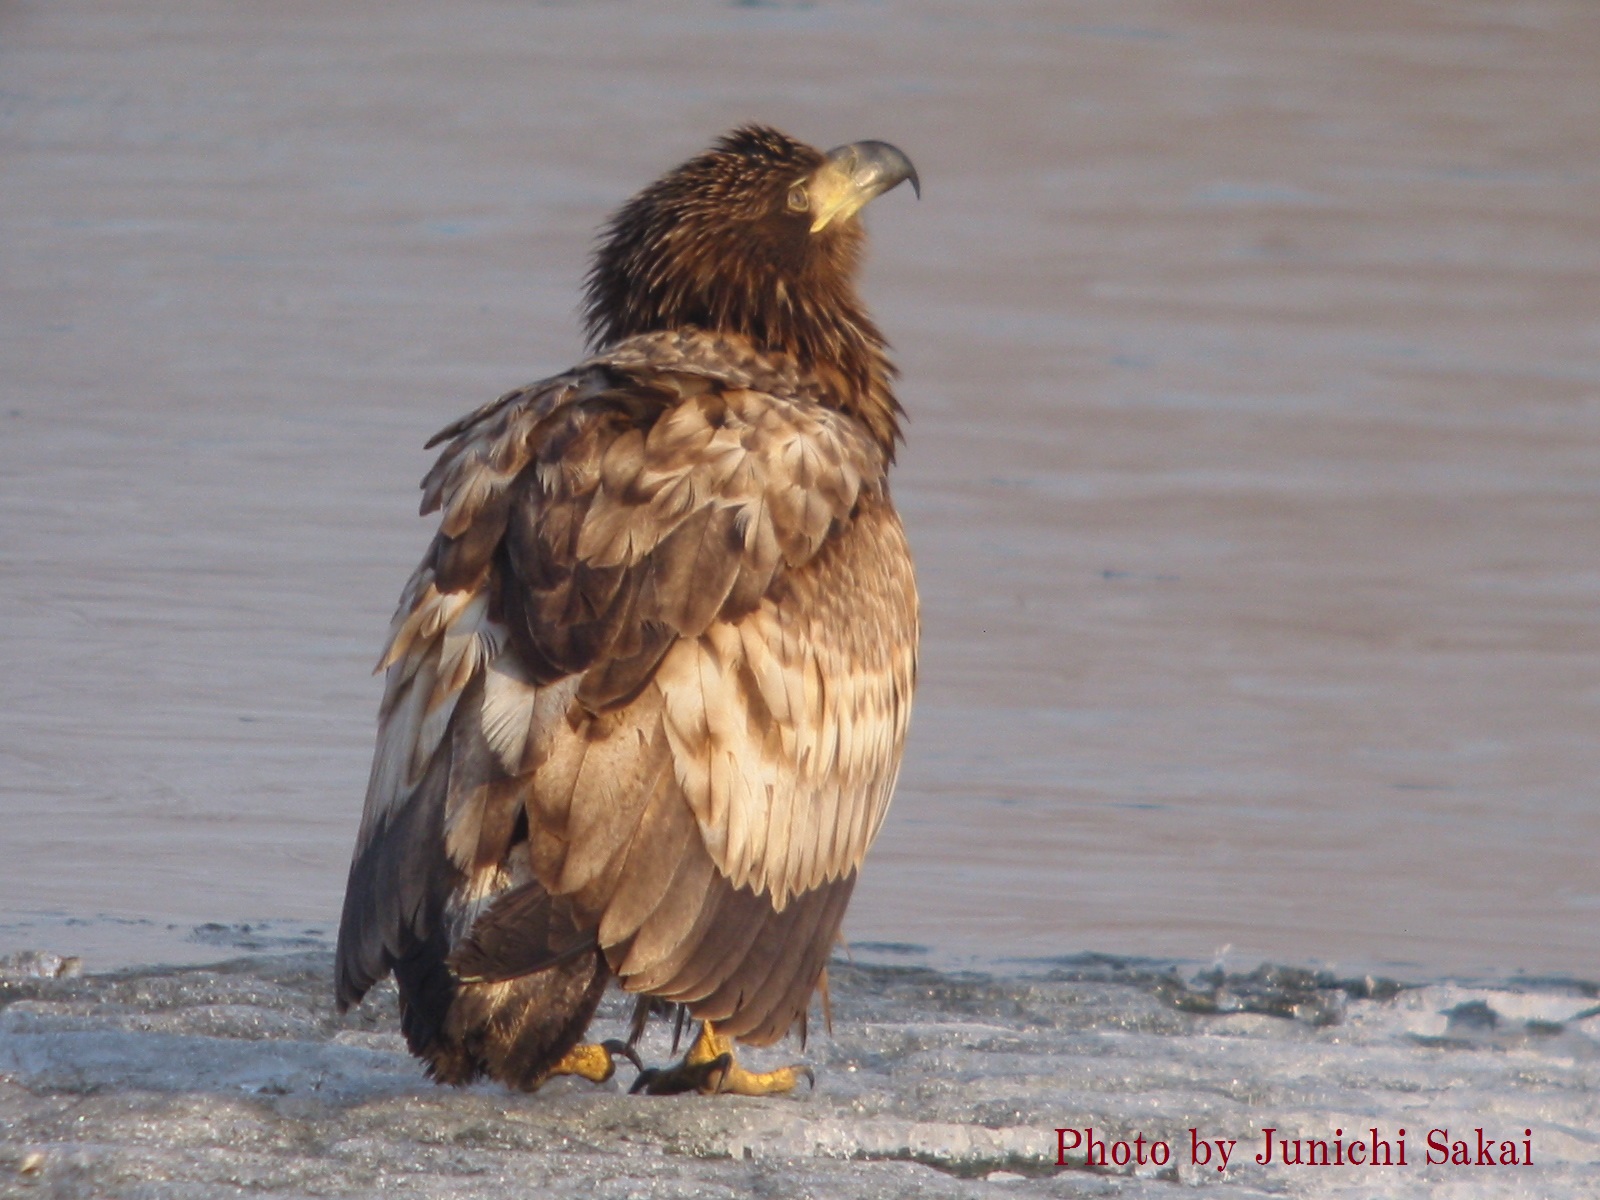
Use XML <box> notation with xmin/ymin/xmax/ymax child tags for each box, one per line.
<box><xmin>1</xmin><ymin>940</ymin><xmax>1596</xmax><ymax>1199</ymax></box>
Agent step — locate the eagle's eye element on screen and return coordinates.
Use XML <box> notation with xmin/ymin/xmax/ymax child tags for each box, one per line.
<box><xmin>785</xmin><ymin>183</ymin><xmax>809</xmax><ymax>213</ymax></box>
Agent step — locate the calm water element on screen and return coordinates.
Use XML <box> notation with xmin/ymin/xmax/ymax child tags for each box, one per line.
<box><xmin>4</xmin><ymin>0</ymin><xmax>1599</xmax><ymax>981</ymax></box>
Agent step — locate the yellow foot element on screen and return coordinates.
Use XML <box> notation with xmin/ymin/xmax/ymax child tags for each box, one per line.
<box><xmin>630</xmin><ymin>1022</ymin><xmax>814</xmax><ymax>1096</ymax></box>
<box><xmin>548</xmin><ymin>1039</ymin><xmax>640</xmax><ymax>1084</ymax></box>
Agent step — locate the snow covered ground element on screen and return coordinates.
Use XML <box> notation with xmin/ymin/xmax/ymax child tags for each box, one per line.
<box><xmin>3</xmin><ymin>939</ymin><xmax>1595</xmax><ymax>1198</ymax></box>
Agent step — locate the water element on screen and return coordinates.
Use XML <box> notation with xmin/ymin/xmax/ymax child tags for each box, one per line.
<box><xmin>3</xmin><ymin>0</ymin><xmax>1599</xmax><ymax>1192</ymax></box>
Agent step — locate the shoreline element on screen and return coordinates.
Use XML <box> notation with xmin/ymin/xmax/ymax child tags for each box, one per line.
<box><xmin>3</xmin><ymin>913</ymin><xmax>1594</xmax><ymax>996</ymax></box>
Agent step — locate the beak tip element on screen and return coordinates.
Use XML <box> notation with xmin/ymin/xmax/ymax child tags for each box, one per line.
<box><xmin>824</xmin><ymin>138</ymin><xmax>920</xmax><ymax>205</ymax></box>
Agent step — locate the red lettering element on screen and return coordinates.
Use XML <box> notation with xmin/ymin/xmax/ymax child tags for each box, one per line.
<box><xmin>1055</xmin><ymin>1128</ymin><xmax>1082</xmax><ymax>1166</ymax></box>
<box><xmin>1062</xmin><ymin>1130</ymin><xmax>1166</xmax><ymax>1169</ymax></box>
<box><xmin>1085</xmin><ymin>1127</ymin><xmax>1107</xmax><ymax>1167</ymax></box>
<box><xmin>1368</xmin><ymin>1127</ymin><xmax>1401</xmax><ymax>1167</ymax></box>
<box><xmin>1253</xmin><ymin>1129</ymin><xmax>1268</xmax><ymax>1165</ymax></box>
<box><xmin>1192</xmin><ymin>1129</ymin><xmax>1211</xmax><ymax>1166</ymax></box>
<box><xmin>1427</xmin><ymin>1129</ymin><xmax>1449</xmax><ymax>1165</ymax></box>
<box><xmin>1213</xmin><ymin>1138</ymin><xmax>1236</xmax><ymax>1172</ymax></box>
<box><xmin>1475</xmin><ymin>1128</ymin><xmax>1495</xmax><ymax>1166</ymax></box>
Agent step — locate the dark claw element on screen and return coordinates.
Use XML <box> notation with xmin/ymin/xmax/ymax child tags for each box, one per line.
<box><xmin>628</xmin><ymin>1051</ymin><xmax>733</xmax><ymax>1095</ymax></box>
<box><xmin>705</xmin><ymin>1054</ymin><xmax>733</xmax><ymax>1095</ymax></box>
<box><xmin>628</xmin><ymin>1068</ymin><xmax>659</xmax><ymax>1095</ymax></box>
<box><xmin>601</xmin><ymin>1039</ymin><xmax>642</xmax><ymax>1073</ymax></box>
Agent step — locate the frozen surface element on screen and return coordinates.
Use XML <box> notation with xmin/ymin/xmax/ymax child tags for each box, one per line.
<box><xmin>2</xmin><ymin>944</ymin><xmax>1597</xmax><ymax>1198</ymax></box>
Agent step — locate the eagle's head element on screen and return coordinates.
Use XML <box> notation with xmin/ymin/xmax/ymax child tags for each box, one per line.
<box><xmin>584</xmin><ymin>126</ymin><xmax>919</xmax><ymax>449</ymax></box>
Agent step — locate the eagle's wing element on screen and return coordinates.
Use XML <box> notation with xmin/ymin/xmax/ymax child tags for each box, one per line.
<box><xmin>334</xmin><ymin>366</ymin><xmax>590</xmax><ymax>1014</ymax></box>
<box><xmin>335</xmin><ymin>334</ymin><xmax>918</xmax><ymax>1043</ymax></box>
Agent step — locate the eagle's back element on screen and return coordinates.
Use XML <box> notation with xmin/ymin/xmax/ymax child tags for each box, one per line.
<box><xmin>335</xmin><ymin>329</ymin><xmax>917</xmax><ymax>1050</ymax></box>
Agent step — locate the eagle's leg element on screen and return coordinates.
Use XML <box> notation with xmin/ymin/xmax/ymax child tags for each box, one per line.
<box><xmin>630</xmin><ymin>1021</ymin><xmax>814</xmax><ymax>1096</ymax></box>
<box><xmin>547</xmin><ymin>1039</ymin><xmax>640</xmax><ymax>1084</ymax></box>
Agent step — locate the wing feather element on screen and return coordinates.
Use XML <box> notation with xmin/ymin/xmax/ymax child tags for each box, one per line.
<box><xmin>614</xmin><ymin>840</ymin><xmax>719</xmax><ymax>986</ymax></box>
<box><xmin>337</xmin><ymin>329</ymin><xmax>918</xmax><ymax>1047</ymax></box>
<box><xmin>593</xmin><ymin>764</ymin><xmax>694</xmax><ymax>948</ymax></box>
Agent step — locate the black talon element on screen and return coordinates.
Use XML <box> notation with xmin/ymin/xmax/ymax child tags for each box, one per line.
<box><xmin>704</xmin><ymin>1052</ymin><xmax>734</xmax><ymax>1094</ymax></box>
<box><xmin>628</xmin><ymin>1068</ymin><xmax>659</xmax><ymax>1095</ymax></box>
<box><xmin>602</xmin><ymin>1039</ymin><xmax>642</xmax><ymax>1073</ymax></box>
<box><xmin>628</xmin><ymin>1051</ymin><xmax>735</xmax><ymax>1095</ymax></box>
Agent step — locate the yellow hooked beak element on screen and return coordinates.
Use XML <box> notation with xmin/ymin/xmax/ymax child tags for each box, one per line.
<box><xmin>808</xmin><ymin>139</ymin><xmax>921</xmax><ymax>233</ymax></box>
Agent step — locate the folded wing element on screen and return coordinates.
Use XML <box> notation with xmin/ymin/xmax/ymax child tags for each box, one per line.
<box><xmin>335</xmin><ymin>332</ymin><xmax>918</xmax><ymax>1043</ymax></box>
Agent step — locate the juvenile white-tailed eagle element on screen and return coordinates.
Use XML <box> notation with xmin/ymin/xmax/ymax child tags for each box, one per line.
<box><xmin>335</xmin><ymin>126</ymin><xmax>920</xmax><ymax>1094</ymax></box>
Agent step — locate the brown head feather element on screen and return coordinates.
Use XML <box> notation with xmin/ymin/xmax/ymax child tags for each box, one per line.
<box><xmin>584</xmin><ymin>126</ymin><xmax>907</xmax><ymax>452</ymax></box>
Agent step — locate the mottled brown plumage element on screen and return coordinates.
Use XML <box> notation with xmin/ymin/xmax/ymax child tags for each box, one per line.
<box><xmin>335</xmin><ymin>126</ymin><xmax>919</xmax><ymax>1091</ymax></box>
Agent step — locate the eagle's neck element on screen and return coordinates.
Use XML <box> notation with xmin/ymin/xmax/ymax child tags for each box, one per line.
<box><xmin>788</xmin><ymin>304</ymin><xmax>902</xmax><ymax>458</ymax></box>
<box><xmin>588</xmin><ymin>287</ymin><xmax>902</xmax><ymax>458</ymax></box>
<box><xmin>585</xmin><ymin>221</ymin><xmax>903</xmax><ymax>455</ymax></box>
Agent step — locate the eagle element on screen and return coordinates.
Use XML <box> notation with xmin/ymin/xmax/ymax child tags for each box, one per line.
<box><xmin>334</xmin><ymin>126</ymin><xmax>920</xmax><ymax>1096</ymax></box>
